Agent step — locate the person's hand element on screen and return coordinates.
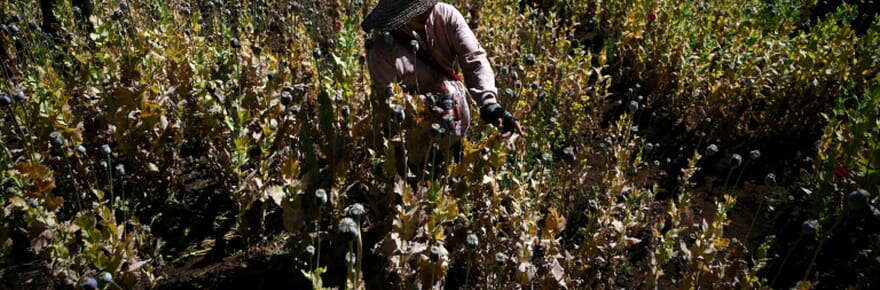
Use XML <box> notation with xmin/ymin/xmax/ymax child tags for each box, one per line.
<box><xmin>480</xmin><ymin>103</ymin><xmax>524</xmax><ymax>138</ymax></box>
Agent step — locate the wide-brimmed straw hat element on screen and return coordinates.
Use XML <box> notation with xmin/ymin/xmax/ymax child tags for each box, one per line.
<box><xmin>362</xmin><ymin>0</ymin><xmax>438</xmax><ymax>32</ymax></box>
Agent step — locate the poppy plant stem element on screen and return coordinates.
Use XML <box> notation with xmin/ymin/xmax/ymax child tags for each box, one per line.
<box><xmin>63</xmin><ymin>158</ymin><xmax>84</xmax><ymax>212</ymax></box>
<box><xmin>356</xmin><ymin>219</ymin><xmax>363</xmax><ymax>289</ymax></box>
<box><xmin>316</xmin><ymin>216</ymin><xmax>322</xmax><ymax>271</ymax></box>
<box><xmin>802</xmin><ymin>213</ymin><xmax>843</xmax><ymax>282</ymax></box>
<box><xmin>346</xmin><ymin>242</ymin><xmax>353</xmax><ymax>290</ymax></box>
<box><xmin>771</xmin><ymin>235</ymin><xmax>803</xmax><ymax>286</ymax></box>
<box><xmin>107</xmin><ymin>156</ymin><xmax>115</xmax><ymax>206</ymax></box>
<box><xmin>722</xmin><ymin>167</ymin><xmax>735</xmax><ymax>189</ymax></box>
<box><xmin>9</xmin><ymin>108</ymin><xmax>35</xmax><ymax>161</ymax></box>
<box><xmin>744</xmin><ymin>196</ymin><xmax>766</xmax><ymax>241</ymax></box>
<box><xmin>733</xmin><ymin>159</ymin><xmax>751</xmax><ymax>187</ymax></box>
<box><xmin>465</xmin><ymin>251</ymin><xmax>472</xmax><ymax>287</ymax></box>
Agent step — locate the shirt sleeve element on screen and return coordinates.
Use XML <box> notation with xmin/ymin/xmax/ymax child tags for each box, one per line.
<box><xmin>366</xmin><ymin>37</ymin><xmax>397</xmax><ymax>98</ymax></box>
<box><xmin>445</xmin><ymin>5</ymin><xmax>497</xmax><ymax>105</ymax></box>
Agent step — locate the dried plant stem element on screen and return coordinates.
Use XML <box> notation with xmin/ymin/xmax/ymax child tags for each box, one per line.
<box><xmin>465</xmin><ymin>251</ymin><xmax>473</xmax><ymax>288</ymax></box>
<box><xmin>107</xmin><ymin>156</ymin><xmax>115</xmax><ymax>207</ymax></box>
<box><xmin>721</xmin><ymin>167</ymin><xmax>736</xmax><ymax>189</ymax></box>
<box><xmin>802</xmin><ymin>213</ymin><xmax>843</xmax><ymax>282</ymax></box>
<box><xmin>771</xmin><ymin>235</ymin><xmax>803</xmax><ymax>286</ymax></box>
<box><xmin>63</xmin><ymin>158</ymin><xmax>84</xmax><ymax>212</ymax></box>
<box><xmin>733</xmin><ymin>159</ymin><xmax>751</xmax><ymax>187</ymax></box>
<box><xmin>9</xmin><ymin>108</ymin><xmax>35</xmax><ymax>161</ymax></box>
<box><xmin>346</xmin><ymin>242</ymin><xmax>354</xmax><ymax>290</ymax></box>
<box><xmin>356</xmin><ymin>221</ymin><xmax>363</xmax><ymax>289</ymax></box>
<box><xmin>744</xmin><ymin>196</ymin><xmax>766</xmax><ymax>241</ymax></box>
<box><xmin>316</xmin><ymin>209</ymin><xmax>322</xmax><ymax>271</ymax></box>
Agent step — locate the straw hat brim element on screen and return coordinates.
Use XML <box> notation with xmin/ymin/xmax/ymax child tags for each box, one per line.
<box><xmin>362</xmin><ymin>0</ymin><xmax>438</xmax><ymax>32</ymax></box>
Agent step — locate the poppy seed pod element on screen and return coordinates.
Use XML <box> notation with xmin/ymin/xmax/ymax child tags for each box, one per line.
<box><xmin>99</xmin><ymin>272</ymin><xmax>112</xmax><ymax>283</ymax></box>
<box><xmin>345</xmin><ymin>203</ymin><xmax>366</xmax><ymax>218</ymax></box>
<box><xmin>114</xmin><ymin>164</ymin><xmax>126</xmax><ymax>177</ymax></box>
<box><xmin>345</xmin><ymin>251</ymin><xmax>357</xmax><ymax>265</ymax></box>
<box><xmin>441</xmin><ymin>115</ymin><xmax>455</xmax><ymax>131</ymax></box>
<box><xmin>730</xmin><ymin>154</ymin><xmax>743</xmax><ymax>168</ymax></box>
<box><xmin>504</xmin><ymin>88</ymin><xmax>515</xmax><ymax>99</ymax></box>
<box><xmin>0</xmin><ymin>94</ymin><xmax>11</xmax><ymax>107</ymax></box>
<box><xmin>111</xmin><ymin>9</ymin><xmax>124</xmax><ymax>20</ymax></box>
<box><xmin>430</xmin><ymin>245</ymin><xmax>447</xmax><ymax>262</ymax></box>
<box><xmin>230</xmin><ymin>38</ymin><xmax>240</xmax><ymax>48</ymax></box>
<box><xmin>765</xmin><ymin>173</ymin><xmax>777</xmax><ymax>186</ymax></box>
<box><xmin>101</xmin><ymin>144</ymin><xmax>112</xmax><ymax>156</ymax></box>
<box><xmin>705</xmin><ymin>144</ymin><xmax>719</xmax><ymax>157</ymax></box>
<box><xmin>288</xmin><ymin>105</ymin><xmax>301</xmax><ymax>115</ymax></box>
<box><xmin>495</xmin><ymin>252</ymin><xmax>509</xmax><ymax>264</ymax></box>
<box><xmin>801</xmin><ymin>220</ymin><xmax>818</xmax><ymax>236</ymax></box>
<box><xmin>627</xmin><ymin>101</ymin><xmax>639</xmax><ymax>113</ymax></box>
<box><xmin>561</xmin><ymin>147</ymin><xmax>576</xmax><ymax>162</ymax></box>
<box><xmin>848</xmin><ymin>189</ymin><xmax>870</xmax><ymax>212</ymax></box>
<box><xmin>466</xmin><ymin>233</ymin><xmax>479</xmax><ymax>247</ymax></box>
<box><xmin>82</xmin><ymin>277</ymin><xmax>98</xmax><ymax>290</ymax></box>
<box><xmin>49</xmin><ymin>132</ymin><xmax>64</xmax><ymax>147</ymax></box>
<box><xmin>314</xmin><ymin>189</ymin><xmax>328</xmax><ymax>205</ymax></box>
<box><xmin>524</xmin><ymin>54</ymin><xmax>536</xmax><ymax>66</ymax></box>
<box><xmin>429</xmin><ymin>123</ymin><xmax>445</xmax><ymax>139</ymax></box>
<box><xmin>391</xmin><ymin>105</ymin><xmax>405</xmax><ymax>122</ymax></box>
<box><xmin>12</xmin><ymin>90</ymin><xmax>25</xmax><ymax>102</ymax></box>
<box><xmin>749</xmin><ymin>150</ymin><xmax>761</xmax><ymax>160</ymax></box>
<box><xmin>338</xmin><ymin>217</ymin><xmax>360</xmax><ymax>239</ymax></box>
<box><xmin>278</xmin><ymin>91</ymin><xmax>293</xmax><ymax>106</ymax></box>
<box><xmin>541</xmin><ymin>152</ymin><xmax>553</xmax><ymax>163</ymax></box>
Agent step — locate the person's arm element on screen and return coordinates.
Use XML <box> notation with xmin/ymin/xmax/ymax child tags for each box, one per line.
<box><xmin>366</xmin><ymin>36</ymin><xmax>397</xmax><ymax>99</ymax></box>
<box><xmin>445</xmin><ymin>5</ymin><xmax>522</xmax><ymax>137</ymax></box>
<box><xmin>445</xmin><ymin>5</ymin><xmax>497</xmax><ymax>107</ymax></box>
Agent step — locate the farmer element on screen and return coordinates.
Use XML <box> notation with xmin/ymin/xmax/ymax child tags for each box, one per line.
<box><xmin>362</xmin><ymin>0</ymin><xmax>523</xmax><ymax>162</ymax></box>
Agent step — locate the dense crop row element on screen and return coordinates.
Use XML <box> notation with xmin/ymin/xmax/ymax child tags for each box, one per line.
<box><xmin>1</xmin><ymin>0</ymin><xmax>878</xmax><ymax>288</ymax></box>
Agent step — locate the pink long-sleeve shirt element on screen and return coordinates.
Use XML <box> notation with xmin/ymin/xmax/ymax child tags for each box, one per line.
<box><xmin>366</xmin><ymin>3</ymin><xmax>498</xmax><ymax>118</ymax></box>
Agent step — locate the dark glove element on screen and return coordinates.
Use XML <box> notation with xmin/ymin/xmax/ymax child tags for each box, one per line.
<box><xmin>480</xmin><ymin>103</ymin><xmax>517</xmax><ymax>134</ymax></box>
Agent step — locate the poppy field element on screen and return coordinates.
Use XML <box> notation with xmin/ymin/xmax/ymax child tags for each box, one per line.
<box><xmin>0</xmin><ymin>0</ymin><xmax>878</xmax><ymax>288</ymax></box>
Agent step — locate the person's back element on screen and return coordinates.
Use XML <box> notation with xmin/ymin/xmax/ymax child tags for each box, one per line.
<box><xmin>362</xmin><ymin>0</ymin><xmax>523</xmax><ymax>171</ymax></box>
